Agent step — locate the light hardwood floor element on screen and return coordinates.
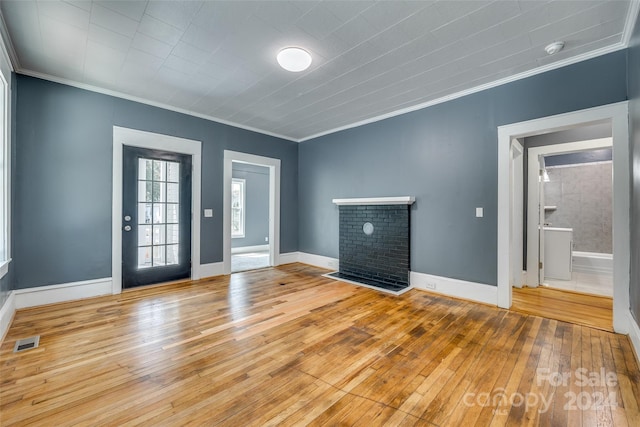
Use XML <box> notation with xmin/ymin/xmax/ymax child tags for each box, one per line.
<box><xmin>512</xmin><ymin>286</ymin><xmax>614</xmax><ymax>332</ymax></box>
<box><xmin>1</xmin><ymin>264</ymin><xmax>639</xmax><ymax>426</ymax></box>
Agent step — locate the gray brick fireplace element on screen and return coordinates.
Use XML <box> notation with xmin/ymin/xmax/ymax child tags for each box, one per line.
<box><xmin>329</xmin><ymin>197</ymin><xmax>415</xmax><ymax>293</ymax></box>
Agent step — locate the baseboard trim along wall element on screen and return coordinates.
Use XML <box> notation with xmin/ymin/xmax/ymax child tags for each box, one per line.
<box><xmin>199</xmin><ymin>262</ymin><xmax>224</xmax><ymax>279</ymax></box>
<box><xmin>13</xmin><ymin>278</ymin><xmax>113</xmax><ymax>310</ymax></box>
<box><xmin>297</xmin><ymin>252</ymin><xmax>339</xmax><ymax>270</ymax></box>
<box><xmin>231</xmin><ymin>245</ymin><xmax>270</xmax><ymax>254</ymax></box>
<box><xmin>0</xmin><ymin>291</ymin><xmax>16</xmax><ymax>345</ymax></box>
<box><xmin>410</xmin><ymin>271</ymin><xmax>497</xmax><ymax>306</ymax></box>
<box><xmin>277</xmin><ymin>252</ymin><xmax>299</xmax><ymax>265</ymax></box>
<box><xmin>628</xmin><ymin>311</ymin><xmax>640</xmax><ymax>367</ymax></box>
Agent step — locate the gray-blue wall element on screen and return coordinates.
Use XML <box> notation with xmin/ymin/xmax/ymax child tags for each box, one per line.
<box><xmin>298</xmin><ymin>51</ymin><xmax>627</xmax><ymax>286</ymax></box>
<box><xmin>13</xmin><ymin>75</ymin><xmax>298</xmax><ymax>290</ymax></box>
<box><xmin>232</xmin><ymin>163</ymin><xmax>269</xmax><ymax>248</ymax></box>
<box><xmin>628</xmin><ymin>14</ymin><xmax>640</xmax><ymax>329</ymax></box>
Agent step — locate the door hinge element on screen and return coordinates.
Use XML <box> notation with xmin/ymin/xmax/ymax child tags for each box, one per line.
<box><xmin>539</xmin><ymin>262</ymin><xmax>543</xmax><ymax>269</ymax></box>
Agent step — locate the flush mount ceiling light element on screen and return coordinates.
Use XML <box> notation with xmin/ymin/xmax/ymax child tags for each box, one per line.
<box><xmin>277</xmin><ymin>47</ymin><xmax>312</xmax><ymax>72</ymax></box>
<box><xmin>544</xmin><ymin>41</ymin><xmax>565</xmax><ymax>55</ymax></box>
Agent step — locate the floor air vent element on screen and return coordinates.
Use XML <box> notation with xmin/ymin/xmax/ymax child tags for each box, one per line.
<box><xmin>13</xmin><ymin>336</ymin><xmax>40</xmax><ymax>353</ymax></box>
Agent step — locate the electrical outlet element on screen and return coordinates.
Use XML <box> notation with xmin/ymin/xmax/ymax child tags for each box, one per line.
<box><xmin>425</xmin><ymin>282</ymin><xmax>436</xmax><ymax>290</ymax></box>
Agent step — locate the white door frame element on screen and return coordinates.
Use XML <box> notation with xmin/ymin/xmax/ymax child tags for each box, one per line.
<box><xmin>526</xmin><ymin>138</ymin><xmax>613</xmax><ymax>286</ymax></box>
<box><xmin>223</xmin><ymin>151</ymin><xmax>280</xmax><ymax>274</ymax></box>
<box><xmin>510</xmin><ymin>139</ymin><xmax>524</xmax><ymax>288</ymax></box>
<box><xmin>497</xmin><ymin>101</ymin><xmax>630</xmax><ymax>333</ymax></box>
<box><xmin>112</xmin><ymin>126</ymin><xmax>202</xmax><ymax>294</ymax></box>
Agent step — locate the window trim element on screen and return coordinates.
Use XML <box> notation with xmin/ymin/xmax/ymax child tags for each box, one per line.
<box><xmin>231</xmin><ymin>178</ymin><xmax>245</xmax><ymax>239</ymax></box>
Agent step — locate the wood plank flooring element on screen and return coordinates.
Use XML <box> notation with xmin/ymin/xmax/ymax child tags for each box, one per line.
<box><xmin>512</xmin><ymin>286</ymin><xmax>613</xmax><ymax>332</ymax></box>
<box><xmin>1</xmin><ymin>264</ymin><xmax>639</xmax><ymax>426</ymax></box>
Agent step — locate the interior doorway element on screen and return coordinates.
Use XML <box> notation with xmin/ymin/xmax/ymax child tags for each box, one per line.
<box><xmin>497</xmin><ymin>102</ymin><xmax>630</xmax><ymax>334</ymax></box>
<box><xmin>230</xmin><ymin>162</ymin><xmax>270</xmax><ymax>272</ymax></box>
<box><xmin>527</xmin><ymin>139</ymin><xmax>613</xmax><ymax>298</ymax></box>
<box><xmin>223</xmin><ymin>151</ymin><xmax>280</xmax><ymax>275</ymax></box>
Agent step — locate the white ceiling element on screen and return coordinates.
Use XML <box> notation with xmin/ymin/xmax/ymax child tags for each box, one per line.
<box><xmin>0</xmin><ymin>1</ymin><xmax>637</xmax><ymax>142</ymax></box>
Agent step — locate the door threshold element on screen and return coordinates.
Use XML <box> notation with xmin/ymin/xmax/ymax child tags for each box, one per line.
<box><xmin>122</xmin><ymin>278</ymin><xmax>193</xmax><ymax>292</ymax></box>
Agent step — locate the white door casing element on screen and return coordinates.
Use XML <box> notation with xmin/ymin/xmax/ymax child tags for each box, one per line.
<box><xmin>112</xmin><ymin>126</ymin><xmax>202</xmax><ymax>294</ymax></box>
<box><xmin>497</xmin><ymin>101</ymin><xmax>629</xmax><ymax>334</ymax></box>
<box><xmin>223</xmin><ymin>151</ymin><xmax>280</xmax><ymax>275</ymax></box>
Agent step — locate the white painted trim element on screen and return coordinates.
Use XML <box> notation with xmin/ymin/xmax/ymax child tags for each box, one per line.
<box><xmin>231</xmin><ymin>245</ymin><xmax>269</xmax><ymax>254</ymax></box>
<box><xmin>622</xmin><ymin>0</ymin><xmax>640</xmax><ymax>47</ymax></box>
<box><xmin>199</xmin><ymin>262</ymin><xmax>224</xmax><ymax>279</ymax></box>
<box><xmin>112</xmin><ymin>126</ymin><xmax>202</xmax><ymax>294</ymax></box>
<box><xmin>224</xmin><ymin>151</ymin><xmax>280</xmax><ymax>275</ymax></box>
<box><xmin>4</xmin><ymin>0</ymin><xmax>636</xmax><ymax>145</ymax></box>
<box><xmin>0</xmin><ymin>290</ymin><xmax>15</xmax><ymax>345</ymax></box>
<box><xmin>298</xmin><ymin>252</ymin><xmax>339</xmax><ymax>270</ymax></box>
<box><xmin>410</xmin><ymin>271</ymin><xmax>497</xmax><ymax>306</ymax></box>
<box><xmin>231</xmin><ymin>177</ymin><xmax>246</xmax><ymax>239</ymax></box>
<box><xmin>527</xmin><ymin>138</ymin><xmax>613</xmax><ymax>286</ymax></box>
<box><xmin>497</xmin><ymin>102</ymin><xmax>630</xmax><ymax>334</ymax></box>
<box><xmin>299</xmin><ymin>45</ymin><xmax>629</xmax><ymax>142</ymax></box>
<box><xmin>332</xmin><ymin>196</ymin><xmax>415</xmax><ymax>205</ymax></box>
<box><xmin>13</xmin><ymin>278</ymin><xmax>112</xmax><ymax>309</ymax></box>
<box><xmin>627</xmin><ymin>311</ymin><xmax>640</xmax><ymax>367</ymax></box>
<box><xmin>16</xmin><ymin>68</ymin><xmax>297</xmax><ymax>143</ymax></box>
<box><xmin>0</xmin><ymin>11</ymin><xmax>16</xmax><ymax>73</ymax></box>
<box><xmin>278</xmin><ymin>252</ymin><xmax>299</xmax><ymax>265</ymax></box>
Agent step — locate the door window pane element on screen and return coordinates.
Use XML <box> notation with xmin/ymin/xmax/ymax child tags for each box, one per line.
<box><xmin>138</xmin><ymin>225</ymin><xmax>152</xmax><ymax>246</ymax></box>
<box><xmin>153</xmin><ymin>204</ymin><xmax>165</xmax><ymax>223</ymax></box>
<box><xmin>138</xmin><ymin>203</ymin><xmax>152</xmax><ymax>224</ymax></box>
<box><xmin>166</xmin><ymin>204</ymin><xmax>179</xmax><ymax>223</ymax></box>
<box><xmin>153</xmin><ymin>246</ymin><xmax>166</xmax><ymax>266</ymax></box>
<box><xmin>167</xmin><ymin>245</ymin><xmax>179</xmax><ymax>265</ymax></box>
<box><xmin>136</xmin><ymin>158</ymin><xmax>182</xmax><ymax>269</ymax></box>
<box><xmin>138</xmin><ymin>246</ymin><xmax>152</xmax><ymax>268</ymax></box>
<box><xmin>152</xmin><ymin>225</ymin><xmax>166</xmax><ymax>245</ymax></box>
<box><xmin>167</xmin><ymin>183</ymin><xmax>179</xmax><ymax>203</ymax></box>
<box><xmin>167</xmin><ymin>163</ymin><xmax>179</xmax><ymax>182</ymax></box>
<box><xmin>167</xmin><ymin>224</ymin><xmax>179</xmax><ymax>244</ymax></box>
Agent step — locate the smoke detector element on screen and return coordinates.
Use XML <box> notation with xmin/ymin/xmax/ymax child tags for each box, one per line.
<box><xmin>544</xmin><ymin>41</ymin><xmax>565</xmax><ymax>55</ymax></box>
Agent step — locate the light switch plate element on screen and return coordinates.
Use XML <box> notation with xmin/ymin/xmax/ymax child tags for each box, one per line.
<box><xmin>204</xmin><ymin>209</ymin><xmax>213</xmax><ymax>218</ymax></box>
<box><xmin>476</xmin><ymin>207</ymin><xmax>483</xmax><ymax>218</ymax></box>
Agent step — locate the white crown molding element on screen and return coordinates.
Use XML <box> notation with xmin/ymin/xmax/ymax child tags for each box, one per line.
<box><xmin>0</xmin><ymin>9</ymin><xmax>17</xmax><ymax>72</ymax></box>
<box><xmin>16</xmin><ymin>68</ymin><xmax>299</xmax><ymax>143</ymax></box>
<box><xmin>4</xmin><ymin>2</ymin><xmax>639</xmax><ymax>143</ymax></box>
<box><xmin>622</xmin><ymin>0</ymin><xmax>640</xmax><ymax>47</ymax></box>
<box><xmin>299</xmin><ymin>43</ymin><xmax>628</xmax><ymax>142</ymax></box>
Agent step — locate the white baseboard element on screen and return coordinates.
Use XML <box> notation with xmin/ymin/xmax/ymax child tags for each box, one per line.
<box><xmin>298</xmin><ymin>252</ymin><xmax>339</xmax><ymax>270</ymax></box>
<box><xmin>628</xmin><ymin>311</ymin><xmax>640</xmax><ymax>367</ymax></box>
<box><xmin>200</xmin><ymin>262</ymin><xmax>224</xmax><ymax>279</ymax></box>
<box><xmin>410</xmin><ymin>271</ymin><xmax>497</xmax><ymax>306</ymax></box>
<box><xmin>0</xmin><ymin>290</ymin><xmax>16</xmax><ymax>345</ymax></box>
<box><xmin>231</xmin><ymin>244</ymin><xmax>269</xmax><ymax>254</ymax></box>
<box><xmin>278</xmin><ymin>252</ymin><xmax>299</xmax><ymax>265</ymax></box>
<box><xmin>14</xmin><ymin>278</ymin><xmax>113</xmax><ymax>309</ymax></box>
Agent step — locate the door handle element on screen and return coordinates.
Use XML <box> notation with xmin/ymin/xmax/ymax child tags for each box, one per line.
<box><xmin>124</xmin><ymin>225</ymin><xmax>132</xmax><ymax>232</ymax></box>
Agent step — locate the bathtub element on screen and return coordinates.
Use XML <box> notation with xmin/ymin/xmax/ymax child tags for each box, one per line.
<box><xmin>572</xmin><ymin>251</ymin><xmax>613</xmax><ymax>275</ymax></box>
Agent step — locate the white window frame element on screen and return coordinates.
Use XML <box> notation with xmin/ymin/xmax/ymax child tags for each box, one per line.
<box><xmin>0</xmin><ymin>68</ymin><xmax>9</xmax><ymax>279</ymax></box>
<box><xmin>231</xmin><ymin>178</ymin><xmax>245</xmax><ymax>239</ymax></box>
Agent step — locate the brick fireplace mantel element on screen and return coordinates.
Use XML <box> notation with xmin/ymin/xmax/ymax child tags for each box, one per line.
<box><xmin>332</xmin><ymin>196</ymin><xmax>415</xmax><ymax>206</ymax></box>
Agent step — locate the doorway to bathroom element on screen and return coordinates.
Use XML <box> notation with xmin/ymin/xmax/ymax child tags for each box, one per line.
<box><xmin>498</xmin><ymin>102</ymin><xmax>630</xmax><ymax>333</ymax></box>
<box><xmin>527</xmin><ymin>136</ymin><xmax>614</xmax><ymax>298</ymax></box>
